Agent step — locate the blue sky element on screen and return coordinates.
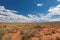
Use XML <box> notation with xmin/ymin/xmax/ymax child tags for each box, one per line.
<box><xmin>0</xmin><ymin>0</ymin><xmax>60</xmax><ymax>22</ymax></box>
<box><xmin>0</xmin><ymin>0</ymin><xmax>59</xmax><ymax>15</ymax></box>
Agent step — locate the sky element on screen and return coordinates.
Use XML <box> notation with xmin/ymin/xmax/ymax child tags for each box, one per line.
<box><xmin>0</xmin><ymin>0</ymin><xmax>60</xmax><ymax>22</ymax></box>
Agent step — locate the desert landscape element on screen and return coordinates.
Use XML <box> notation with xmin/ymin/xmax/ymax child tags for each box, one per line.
<box><xmin>0</xmin><ymin>22</ymin><xmax>60</xmax><ymax>40</ymax></box>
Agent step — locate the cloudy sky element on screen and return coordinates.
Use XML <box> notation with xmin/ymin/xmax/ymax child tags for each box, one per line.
<box><xmin>0</xmin><ymin>0</ymin><xmax>60</xmax><ymax>22</ymax></box>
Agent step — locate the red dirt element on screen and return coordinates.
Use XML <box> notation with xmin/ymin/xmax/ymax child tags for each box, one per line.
<box><xmin>0</xmin><ymin>22</ymin><xmax>60</xmax><ymax>40</ymax></box>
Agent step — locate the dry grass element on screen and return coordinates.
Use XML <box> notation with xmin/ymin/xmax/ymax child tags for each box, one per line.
<box><xmin>0</xmin><ymin>22</ymin><xmax>60</xmax><ymax>40</ymax></box>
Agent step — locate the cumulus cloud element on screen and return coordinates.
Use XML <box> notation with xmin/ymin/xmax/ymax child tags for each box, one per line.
<box><xmin>37</xmin><ymin>3</ymin><xmax>43</xmax><ymax>7</ymax></box>
<box><xmin>27</xmin><ymin>4</ymin><xmax>60</xmax><ymax>22</ymax></box>
<box><xmin>47</xmin><ymin>4</ymin><xmax>60</xmax><ymax>21</ymax></box>
<box><xmin>0</xmin><ymin>4</ymin><xmax>60</xmax><ymax>23</ymax></box>
<box><xmin>38</xmin><ymin>4</ymin><xmax>60</xmax><ymax>22</ymax></box>
<box><xmin>0</xmin><ymin>6</ymin><xmax>32</xmax><ymax>22</ymax></box>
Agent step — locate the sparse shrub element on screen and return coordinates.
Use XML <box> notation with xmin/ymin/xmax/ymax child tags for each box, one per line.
<box><xmin>1</xmin><ymin>37</ymin><xmax>12</xmax><ymax>40</ymax></box>
<box><xmin>56</xmin><ymin>37</ymin><xmax>60</xmax><ymax>40</ymax></box>
<box><xmin>21</xmin><ymin>26</ymin><xmax>35</xmax><ymax>40</ymax></box>
<box><xmin>34</xmin><ymin>25</ymin><xmax>42</xmax><ymax>31</ymax></box>
<box><xmin>44</xmin><ymin>33</ymin><xmax>52</xmax><ymax>35</ymax></box>
<box><xmin>0</xmin><ymin>29</ymin><xmax>6</xmax><ymax>40</ymax></box>
<box><xmin>6</xmin><ymin>28</ymin><xmax>17</xmax><ymax>33</ymax></box>
<box><xmin>34</xmin><ymin>25</ymin><xmax>42</xmax><ymax>29</ymax></box>
<box><xmin>51</xmin><ymin>30</ymin><xmax>55</xmax><ymax>34</ymax></box>
<box><xmin>22</xmin><ymin>36</ymin><xmax>30</xmax><ymax>40</ymax></box>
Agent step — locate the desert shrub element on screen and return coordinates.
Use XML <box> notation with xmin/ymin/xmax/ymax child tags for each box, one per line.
<box><xmin>51</xmin><ymin>30</ymin><xmax>55</xmax><ymax>34</ymax></box>
<box><xmin>7</xmin><ymin>29</ymin><xmax>13</xmax><ymax>33</ymax></box>
<box><xmin>56</xmin><ymin>37</ymin><xmax>60</xmax><ymax>40</ymax></box>
<box><xmin>22</xmin><ymin>36</ymin><xmax>30</xmax><ymax>40</ymax></box>
<box><xmin>1</xmin><ymin>37</ymin><xmax>12</xmax><ymax>40</ymax></box>
<box><xmin>6</xmin><ymin>28</ymin><xmax>17</xmax><ymax>33</ymax></box>
<box><xmin>21</xmin><ymin>26</ymin><xmax>36</xmax><ymax>40</ymax></box>
<box><xmin>34</xmin><ymin>25</ymin><xmax>43</xmax><ymax>31</ymax></box>
<box><xmin>44</xmin><ymin>30</ymin><xmax>52</xmax><ymax>35</ymax></box>
<box><xmin>34</xmin><ymin>25</ymin><xmax>42</xmax><ymax>29</ymax></box>
<box><xmin>0</xmin><ymin>29</ymin><xmax>6</xmax><ymax>40</ymax></box>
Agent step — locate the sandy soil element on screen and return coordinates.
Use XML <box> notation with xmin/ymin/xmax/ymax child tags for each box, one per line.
<box><xmin>0</xmin><ymin>22</ymin><xmax>60</xmax><ymax>40</ymax></box>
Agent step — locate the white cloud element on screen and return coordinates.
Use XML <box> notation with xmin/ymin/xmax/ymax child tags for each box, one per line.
<box><xmin>45</xmin><ymin>4</ymin><xmax>60</xmax><ymax>22</ymax></box>
<box><xmin>57</xmin><ymin>0</ymin><xmax>60</xmax><ymax>2</ymax></box>
<box><xmin>0</xmin><ymin>4</ymin><xmax>60</xmax><ymax>23</ymax></box>
<box><xmin>48</xmin><ymin>5</ymin><xmax>60</xmax><ymax>15</ymax></box>
<box><xmin>0</xmin><ymin>6</ymin><xmax>32</xmax><ymax>22</ymax></box>
<box><xmin>37</xmin><ymin>3</ymin><xmax>43</xmax><ymax>7</ymax></box>
<box><xmin>28</xmin><ymin>4</ymin><xmax>60</xmax><ymax>22</ymax></box>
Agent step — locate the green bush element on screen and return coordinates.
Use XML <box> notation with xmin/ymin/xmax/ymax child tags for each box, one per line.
<box><xmin>0</xmin><ymin>29</ymin><xmax>6</xmax><ymax>40</ymax></box>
